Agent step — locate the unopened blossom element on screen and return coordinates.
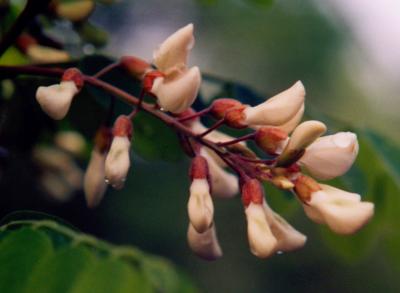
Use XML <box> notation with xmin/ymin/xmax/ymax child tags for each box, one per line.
<box><xmin>298</xmin><ymin>132</ymin><xmax>359</xmax><ymax>180</ymax></box>
<box><xmin>105</xmin><ymin>116</ymin><xmax>133</xmax><ymax>189</ymax></box>
<box><xmin>188</xmin><ymin>156</ymin><xmax>214</xmax><ymax>233</ymax></box>
<box><xmin>187</xmin><ymin>223</ymin><xmax>223</xmax><ymax>261</ymax></box>
<box><xmin>84</xmin><ymin>127</ymin><xmax>111</xmax><ymax>208</ymax></box>
<box><xmin>36</xmin><ymin>68</ymin><xmax>83</xmax><ymax>120</ymax></box>
<box><xmin>254</xmin><ymin>127</ymin><xmax>289</xmax><ymax>155</ymax></box>
<box><xmin>200</xmin><ymin>148</ymin><xmax>239</xmax><ymax>198</ymax></box>
<box><xmin>151</xmin><ymin>66</ymin><xmax>201</xmax><ymax>114</ymax></box>
<box><xmin>295</xmin><ymin>176</ymin><xmax>374</xmax><ymax>235</ymax></box>
<box><xmin>54</xmin><ymin>0</ymin><xmax>95</xmax><ymax>22</ymax></box>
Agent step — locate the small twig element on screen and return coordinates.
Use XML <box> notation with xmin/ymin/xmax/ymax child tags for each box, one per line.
<box><xmin>93</xmin><ymin>62</ymin><xmax>120</xmax><ymax>78</ymax></box>
<box><xmin>216</xmin><ymin>133</ymin><xmax>255</xmax><ymax>147</ymax></box>
<box><xmin>128</xmin><ymin>89</ymin><xmax>145</xmax><ymax>119</ymax></box>
<box><xmin>197</xmin><ymin>118</ymin><xmax>225</xmax><ymax>138</ymax></box>
<box><xmin>177</xmin><ymin>107</ymin><xmax>211</xmax><ymax>122</ymax></box>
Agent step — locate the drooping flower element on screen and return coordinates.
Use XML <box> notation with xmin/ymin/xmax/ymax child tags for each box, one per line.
<box><xmin>105</xmin><ymin>115</ymin><xmax>133</xmax><ymax>189</ymax></box>
<box><xmin>84</xmin><ymin>127</ymin><xmax>112</xmax><ymax>208</ymax></box>
<box><xmin>35</xmin><ymin>68</ymin><xmax>83</xmax><ymax>120</ymax></box>
<box><xmin>298</xmin><ymin>132</ymin><xmax>359</xmax><ymax>180</ymax></box>
<box><xmin>295</xmin><ymin>175</ymin><xmax>374</xmax><ymax>235</ymax></box>
<box><xmin>187</xmin><ymin>223</ymin><xmax>223</xmax><ymax>261</ymax></box>
<box><xmin>188</xmin><ymin>156</ymin><xmax>214</xmax><ymax>233</ymax></box>
<box><xmin>147</xmin><ymin>24</ymin><xmax>201</xmax><ymax>114</ymax></box>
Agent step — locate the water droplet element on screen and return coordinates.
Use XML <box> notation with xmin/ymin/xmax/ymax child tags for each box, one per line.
<box><xmin>160</xmin><ymin>108</ymin><xmax>165</xmax><ymax>111</ymax></box>
<box><xmin>104</xmin><ymin>178</ymin><xmax>110</xmax><ymax>184</ymax></box>
<box><xmin>276</xmin><ymin>250</ymin><xmax>283</xmax><ymax>255</ymax></box>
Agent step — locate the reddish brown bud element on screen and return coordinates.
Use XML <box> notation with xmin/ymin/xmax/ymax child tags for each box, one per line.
<box><xmin>94</xmin><ymin>126</ymin><xmax>112</xmax><ymax>153</ymax></box>
<box><xmin>210</xmin><ymin>98</ymin><xmax>243</xmax><ymax>120</ymax></box>
<box><xmin>241</xmin><ymin>179</ymin><xmax>264</xmax><ymax>207</ymax></box>
<box><xmin>62</xmin><ymin>68</ymin><xmax>84</xmax><ymax>91</ymax></box>
<box><xmin>143</xmin><ymin>70</ymin><xmax>165</xmax><ymax>93</ymax></box>
<box><xmin>294</xmin><ymin>174</ymin><xmax>321</xmax><ymax>203</ymax></box>
<box><xmin>16</xmin><ymin>34</ymin><xmax>37</xmax><ymax>52</ymax></box>
<box><xmin>113</xmin><ymin>115</ymin><xmax>133</xmax><ymax>139</ymax></box>
<box><xmin>224</xmin><ymin>106</ymin><xmax>247</xmax><ymax>129</ymax></box>
<box><xmin>120</xmin><ymin>56</ymin><xmax>151</xmax><ymax>79</ymax></box>
<box><xmin>255</xmin><ymin>127</ymin><xmax>288</xmax><ymax>155</ymax></box>
<box><xmin>190</xmin><ymin>155</ymin><xmax>209</xmax><ymax>180</ymax></box>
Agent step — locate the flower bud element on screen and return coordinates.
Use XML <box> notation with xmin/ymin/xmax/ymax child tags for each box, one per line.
<box><xmin>35</xmin><ymin>81</ymin><xmax>78</xmax><ymax>120</ymax></box>
<box><xmin>243</xmin><ymin>81</ymin><xmax>305</xmax><ymax>126</ymax></box>
<box><xmin>187</xmin><ymin>223</ymin><xmax>223</xmax><ymax>261</ymax></box>
<box><xmin>277</xmin><ymin>120</ymin><xmax>326</xmax><ymax>167</ymax></box>
<box><xmin>263</xmin><ymin>202</ymin><xmax>306</xmax><ymax>252</ymax></box>
<box><xmin>84</xmin><ymin>127</ymin><xmax>111</xmax><ymax>208</ymax></box>
<box><xmin>84</xmin><ymin>149</ymin><xmax>107</xmax><ymax>208</ymax></box>
<box><xmin>254</xmin><ymin>127</ymin><xmax>288</xmax><ymax>155</ymax></box>
<box><xmin>245</xmin><ymin>202</ymin><xmax>277</xmax><ymax>258</ymax></box>
<box><xmin>241</xmin><ymin>179</ymin><xmax>264</xmax><ymax>207</ymax></box>
<box><xmin>299</xmin><ymin>132</ymin><xmax>359</xmax><ymax>180</ymax></box>
<box><xmin>303</xmin><ymin>184</ymin><xmax>374</xmax><ymax>235</ymax></box>
<box><xmin>55</xmin><ymin>0</ymin><xmax>95</xmax><ymax>22</ymax></box>
<box><xmin>294</xmin><ymin>174</ymin><xmax>322</xmax><ymax>203</ymax></box>
<box><xmin>188</xmin><ymin>156</ymin><xmax>214</xmax><ymax>233</ymax></box>
<box><xmin>210</xmin><ymin>98</ymin><xmax>243</xmax><ymax>120</ymax></box>
<box><xmin>62</xmin><ymin>68</ymin><xmax>84</xmax><ymax>91</ymax></box>
<box><xmin>151</xmin><ymin>66</ymin><xmax>201</xmax><ymax>114</ymax></box>
<box><xmin>153</xmin><ymin>23</ymin><xmax>194</xmax><ymax>72</ymax></box>
<box><xmin>120</xmin><ymin>56</ymin><xmax>151</xmax><ymax>79</ymax></box>
<box><xmin>105</xmin><ymin>116</ymin><xmax>133</xmax><ymax>189</ymax></box>
<box><xmin>200</xmin><ymin>148</ymin><xmax>239</xmax><ymax>198</ymax></box>
<box><xmin>224</xmin><ymin>106</ymin><xmax>247</xmax><ymax>129</ymax></box>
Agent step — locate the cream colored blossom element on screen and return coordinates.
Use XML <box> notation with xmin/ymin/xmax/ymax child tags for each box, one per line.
<box><xmin>187</xmin><ymin>223</ymin><xmax>223</xmax><ymax>261</ymax></box>
<box><xmin>104</xmin><ymin>136</ymin><xmax>131</xmax><ymax>189</ymax></box>
<box><xmin>84</xmin><ymin>149</ymin><xmax>107</xmax><ymax>208</ymax></box>
<box><xmin>188</xmin><ymin>179</ymin><xmax>214</xmax><ymax>233</ymax></box>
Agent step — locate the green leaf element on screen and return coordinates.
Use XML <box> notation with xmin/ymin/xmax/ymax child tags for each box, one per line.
<box><xmin>0</xmin><ymin>213</ymin><xmax>197</xmax><ymax>293</ymax></box>
<box><xmin>245</xmin><ymin>0</ymin><xmax>274</xmax><ymax>8</ymax></box>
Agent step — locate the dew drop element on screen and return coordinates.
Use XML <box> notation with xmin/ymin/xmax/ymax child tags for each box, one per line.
<box><xmin>105</xmin><ymin>178</ymin><xmax>110</xmax><ymax>184</ymax></box>
<box><xmin>276</xmin><ymin>250</ymin><xmax>283</xmax><ymax>255</ymax></box>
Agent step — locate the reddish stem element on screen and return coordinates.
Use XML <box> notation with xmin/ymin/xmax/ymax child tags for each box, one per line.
<box><xmin>177</xmin><ymin>107</ymin><xmax>211</xmax><ymax>122</ymax></box>
<box><xmin>93</xmin><ymin>62</ymin><xmax>120</xmax><ymax>78</ymax></box>
<box><xmin>216</xmin><ymin>133</ymin><xmax>255</xmax><ymax>147</ymax></box>
<box><xmin>197</xmin><ymin>118</ymin><xmax>225</xmax><ymax>138</ymax></box>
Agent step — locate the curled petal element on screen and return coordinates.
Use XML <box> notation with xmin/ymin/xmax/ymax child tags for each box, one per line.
<box><xmin>200</xmin><ymin>148</ymin><xmax>239</xmax><ymax>198</ymax></box>
<box><xmin>152</xmin><ymin>66</ymin><xmax>201</xmax><ymax>114</ymax></box>
<box><xmin>263</xmin><ymin>202</ymin><xmax>306</xmax><ymax>252</ymax></box>
<box><xmin>36</xmin><ymin>81</ymin><xmax>78</xmax><ymax>120</ymax></box>
<box><xmin>187</xmin><ymin>223</ymin><xmax>223</xmax><ymax>261</ymax></box>
<box><xmin>188</xmin><ymin>179</ymin><xmax>214</xmax><ymax>233</ymax></box>
<box><xmin>304</xmin><ymin>184</ymin><xmax>374</xmax><ymax>235</ymax></box>
<box><xmin>243</xmin><ymin>81</ymin><xmax>305</xmax><ymax>126</ymax></box>
<box><xmin>105</xmin><ymin>136</ymin><xmax>131</xmax><ymax>189</ymax></box>
<box><xmin>299</xmin><ymin>132</ymin><xmax>359</xmax><ymax>180</ymax></box>
<box><xmin>245</xmin><ymin>203</ymin><xmax>277</xmax><ymax>258</ymax></box>
<box><xmin>153</xmin><ymin>23</ymin><xmax>194</xmax><ymax>72</ymax></box>
<box><xmin>84</xmin><ymin>149</ymin><xmax>107</xmax><ymax>208</ymax></box>
<box><xmin>277</xmin><ymin>103</ymin><xmax>304</xmax><ymax>134</ymax></box>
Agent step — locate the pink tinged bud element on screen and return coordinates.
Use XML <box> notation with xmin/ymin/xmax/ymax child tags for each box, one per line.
<box><xmin>210</xmin><ymin>98</ymin><xmax>243</xmax><ymax>120</ymax></box>
<box><xmin>35</xmin><ymin>81</ymin><xmax>78</xmax><ymax>120</ymax></box>
<box><xmin>84</xmin><ymin>149</ymin><xmax>107</xmax><ymax>208</ymax></box>
<box><xmin>151</xmin><ymin>66</ymin><xmax>201</xmax><ymax>114</ymax></box>
<box><xmin>245</xmin><ymin>203</ymin><xmax>278</xmax><ymax>258</ymax></box>
<box><xmin>104</xmin><ymin>136</ymin><xmax>131</xmax><ymax>189</ymax></box>
<box><xmin>303</xmin><ymin>184</ymin><xmax>374</xmax><ymax>235</ymax></box>
<box><xmin>62</xmin><ymin>68</ymin><xmax>84</xmax><ymax>91</ymax></box>
<box><xmin>153</xmin><ymin>23</ymin><xmax>194</xmax><ymax>72</ymax></box>
<box><xmin>112</xmin><ymin>115</ymin><xmax>133</xmax><ymax>139</ymax></box>
<box><xmin>263</xmin><ymin>202</ymin><xmax>306</xmax><ymax>252</ymax></box>
<box><xmin>200</xmin><ymin>148</ymin><xmax>239</xmax><ymax>198</ymax></box>
<box><xmin>243</xmin><ymin>81</ymin><xmax>305</xmax><ymax>126</ymax></box>
<box><xmin>188</xmin><ymin>179</ymin><xmax>214</xmax><ymax>233</ymax></box>
<box><xmin>187</xmin><ymin>223</ymin><xmax>223</xmax><ymax>261</ymax></box>
<box><xmin>299</xmin><ymin>132</ymin><xmax>359</xmax><ymax>180</ymax></box>
<box><xmin>254</xmin><ymin>127</ymin><xmax>288</xmax><ymax>155</ymax></box>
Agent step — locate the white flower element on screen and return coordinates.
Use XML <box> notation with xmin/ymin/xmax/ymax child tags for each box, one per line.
<box><xmin>84</xmin><ymin>149</ymin><xmax>107</xmax><ymax>208</ymax></box>
<box><xmin>243</xmin><ymin>81</ymin><xmax>305</xmax><ymax>126</ymax></box>
<box><xmin>188</xmin><ymin>179</ymin><xmax>214</xmax><ymax>233</ymax></box>
<box><xmin>299</xmin><ymin>132</ymin><xmax>359</xmax><ymax>180</ymax></box>
<box><xmin>245</xmin><ymin>202</ymin><xmax>278</xmax><ymax>258</ymax></box>
<box><xmin>151</xmin><ymin>66</ymin><xmax>201</xmax><ymax>114</ymax></box>
<box><xmin>303</xmin><ymin>184</ymin><xmax>374</xmax><ymax>235</ymax></box>
<box><xmin>263</xmin><ymin>202</ymin><xmax>306</xmax><ymax>252</ymax></box>
<box><xmin>104</xmin><ymin>136</ymin><xmax>131</xmax><ymax>189</ymax></box>
<box><xmin>276</xmin><ymin>103</ymin><xmax>304</xmax><ymax>134</ymax></box>
<box><xmin>187</xmin><ymin>223</ymin><xmax>223</xmax><ymax>261</ymax></box>
<box><xmin>200</xmin><ymin>148</ymin><xmax>239</xmax><ymax>198</ymax></box>
<box><xmin>36</xmin><ymin>81</ymin><xmax>78</xmax><ymax>120</ymax></box>
<box><xmin>153</xmin><ymin>23</ymin><xmax>194</xmax><ymax>72</ymax></box>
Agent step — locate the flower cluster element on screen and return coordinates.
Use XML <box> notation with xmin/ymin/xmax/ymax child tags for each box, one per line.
<box><xmin>33</xmin><ymin>24</ymin><xmax>374</xmax><ymax>260</ymax></box>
